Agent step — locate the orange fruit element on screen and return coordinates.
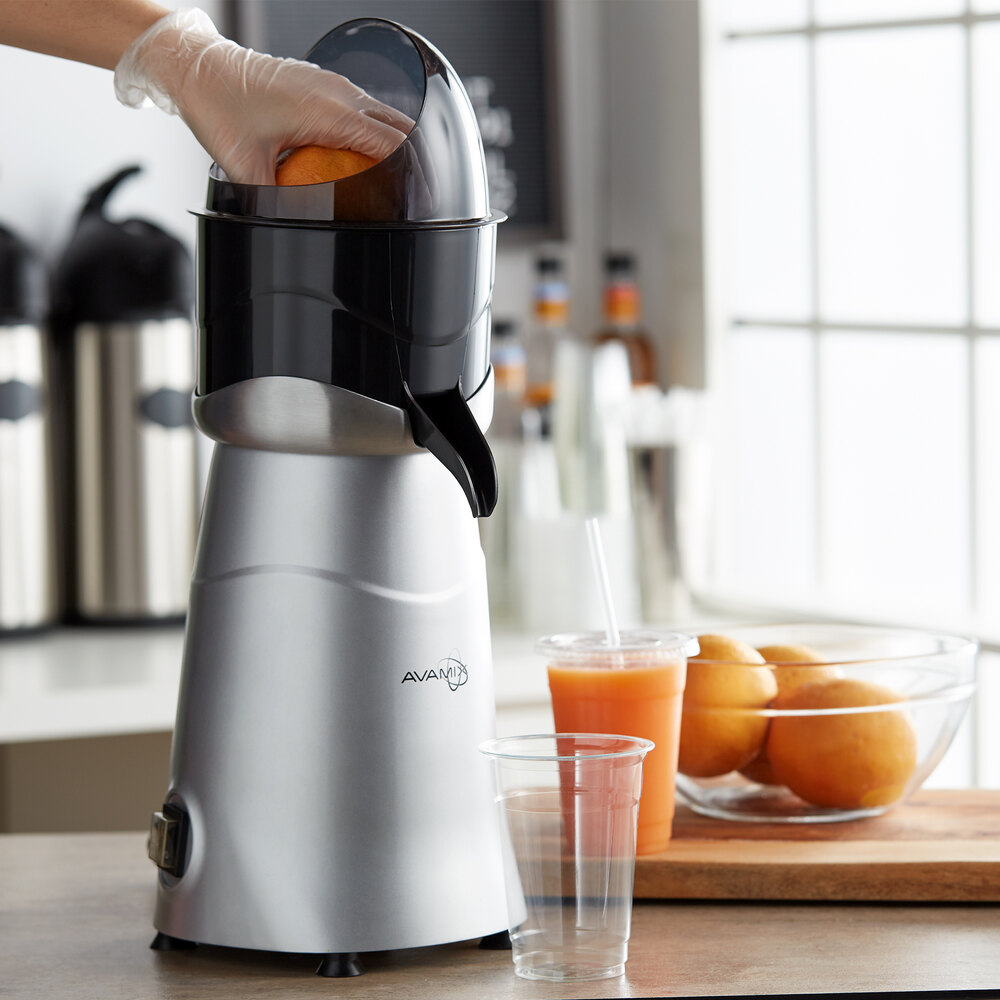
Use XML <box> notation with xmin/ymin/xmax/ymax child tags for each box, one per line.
<box><xmin>275</xmin><ymin>146</ymin><xmax>379</xmax><ymax>186</ymax></box>
<box><xmin>678</xmin><ymin>634</ymin><xmax>778</xmax><ymax>778</ymax></box>
<box><xmin>766</xmin><ymin>677</ymin><xmax>918</xmax><ymax>810</ymax></box>
<box><xmin>740</xmin><ymin>642</ymin><xmax>841</xmax><ymax>786</ymax></box>
<box><xmin>756</xmin><ymin>643</ymin><xmax>841</xmax><ymax>694</ymax></box>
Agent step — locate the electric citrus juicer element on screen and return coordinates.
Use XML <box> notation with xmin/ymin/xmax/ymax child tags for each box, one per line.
<box><xmin>146</xmin><ymin>19</ymin><xmax>509</xmax><ymax>976</ymax></box>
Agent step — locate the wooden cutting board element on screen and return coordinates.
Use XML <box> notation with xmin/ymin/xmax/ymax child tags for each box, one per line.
<box><xmin>634</xmin><ymin>789</ymin><xmax>1000</xmax><ymax>902</ymax></box>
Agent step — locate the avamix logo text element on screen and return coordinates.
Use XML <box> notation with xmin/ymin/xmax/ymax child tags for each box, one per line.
<box><xmin>401</xmin><ymin>655</ymin><xmax>469</xmax><ymax>692</ymax></box>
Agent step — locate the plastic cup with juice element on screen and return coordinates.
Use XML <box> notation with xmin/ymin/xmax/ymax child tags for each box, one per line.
<box><xmin>540</xmin><ymin>630</ymin><xmax>698</xmax><ymax>855</ymax></box>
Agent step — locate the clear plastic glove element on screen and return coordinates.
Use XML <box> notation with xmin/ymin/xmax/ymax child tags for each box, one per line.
<box><xmin>113</xmin><ymin>7</ymin><xmax>412</xmax><ymax>185</ymax></box>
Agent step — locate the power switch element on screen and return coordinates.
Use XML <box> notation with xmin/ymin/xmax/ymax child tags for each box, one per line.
<box><xmin>148</xmin><ymin>804</ymin><xmax>189</xmax><ymax>877</ymax></box>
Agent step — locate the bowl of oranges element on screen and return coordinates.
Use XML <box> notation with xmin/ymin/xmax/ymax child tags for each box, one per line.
<box><xmin>675</xmin><ymin>624</ymin><xmax>977</xmax><ymax>822</ymax></box>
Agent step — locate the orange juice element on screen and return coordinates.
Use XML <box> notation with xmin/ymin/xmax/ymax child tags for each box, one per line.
<box><xmin>547</xmin><ymin>655</ymin><xmax>688</xmax><ymax>855</ymax></box>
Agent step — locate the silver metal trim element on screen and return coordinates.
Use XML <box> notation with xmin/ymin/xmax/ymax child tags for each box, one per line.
<box><xmin>193</xmin><ymin>368</ymin><xmax>496</xmax><ymax>456</ymax></box>
<box><xmin>194</xmin><ymin>377</ymin><xmax>419</xmax><ymax>456</ymax></box>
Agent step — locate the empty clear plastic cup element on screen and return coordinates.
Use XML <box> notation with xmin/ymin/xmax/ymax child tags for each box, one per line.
<box><xmin>479</xmin><ymin>733</ymin><xmax>653</xmax><ymax>982</ymax></box>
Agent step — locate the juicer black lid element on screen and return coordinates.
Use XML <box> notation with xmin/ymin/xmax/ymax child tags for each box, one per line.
<box><xmin>203</xmin><ymin>18</ymin><xmax>493</xmax><ymax>225</ymax></box>
<box><xmin>52</xmin><ymin>166</ymin><xmax>193</xmax><ymax>325</ymax></box>
<box><xmin>0</xmin><ymin>223</ymin><xmax>46</xmax><ymax>324</ymax></box>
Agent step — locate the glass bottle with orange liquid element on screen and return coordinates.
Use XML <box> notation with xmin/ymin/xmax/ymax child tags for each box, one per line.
<box><xmin>592</xmin><ymin>252</ymin><xmax>656</xmax><ymax>387</ymax></box>
<box><xmin>524</xmin><ymin>255</ymin><xmax>571</xmax><ymax>412</ymax></box>
<box><xmin>489</xmin><ymin>319</ymin><xmax>526</xmax><ymax>439</ymax></box>
<box><xmin>481</xmin><ymin>319</ymin><xmax>526</xmax><ymax>624</ymax></box>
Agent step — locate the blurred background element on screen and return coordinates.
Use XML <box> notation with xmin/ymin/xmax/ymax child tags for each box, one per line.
<box><xmin>0</xmin><ymin>0</ymin><xmax>997</xmax><ymax>832</ymax></box>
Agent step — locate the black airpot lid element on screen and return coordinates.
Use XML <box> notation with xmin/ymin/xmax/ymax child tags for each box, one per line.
<box><xmin>0</xmin><ymin>223</ymin><xmax>46</xmax><ymax>324</ymax></box>
<box><xmin>51</xmin><ymin>165</ymin><xmax>193</xmax><ymax>325</ymax></box>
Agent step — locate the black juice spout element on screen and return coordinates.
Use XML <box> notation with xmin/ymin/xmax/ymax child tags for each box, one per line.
<box><xmin>404</xmin><ymin>384</ymin><xmax>498</xmax><ymax>518</ymax></box>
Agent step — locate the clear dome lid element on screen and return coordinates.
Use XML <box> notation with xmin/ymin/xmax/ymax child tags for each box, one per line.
<box><xmin>205</xmin><ymin>18</ymin><xmax>493</xmax><ymax>225</ymax></box>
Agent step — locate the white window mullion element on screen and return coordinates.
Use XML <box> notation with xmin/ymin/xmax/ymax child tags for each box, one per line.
<box><xmin>807</xmin><ymin>0</ymin><xmax>824</xmax><ymax>600</ymax></box>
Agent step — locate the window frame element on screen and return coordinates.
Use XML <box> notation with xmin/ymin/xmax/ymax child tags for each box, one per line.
<box><xmin>698</xmin><ymin>0</ymin><xmax>1000</xmax><ymax>786</ymax></box>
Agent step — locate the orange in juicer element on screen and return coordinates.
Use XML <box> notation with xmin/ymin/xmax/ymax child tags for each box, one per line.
<box><xmin>275</xmin><ymin>145</ymin><xmax>379</xmax><ymax>185</ymax></box>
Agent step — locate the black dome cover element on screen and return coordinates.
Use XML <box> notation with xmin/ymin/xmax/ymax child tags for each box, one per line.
<box><xmin>205</xmin><ymin>18</ymin><xmax>492</xmax><ymax>225</ymax></box>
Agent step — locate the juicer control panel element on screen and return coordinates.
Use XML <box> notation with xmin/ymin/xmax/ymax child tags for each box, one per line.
<box><xmin>148</xmin><ymin>803</ymin><xmax>190</xmax><ymax>878</ymax></box>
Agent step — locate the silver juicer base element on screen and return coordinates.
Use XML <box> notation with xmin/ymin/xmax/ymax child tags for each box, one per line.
<box><xmin>152</xmin><ymin>443</ymin><xmax>508</xmax><ymax>955</ymax></box>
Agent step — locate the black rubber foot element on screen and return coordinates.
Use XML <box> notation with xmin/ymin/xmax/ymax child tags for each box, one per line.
<box><xmin>316</xmin><ymin>952</ymin><xmax>365</xmax><ymax>977</ymax></box>
<box><xmin>150</xmin><ymin>932</ymin><xmax>197</xmax><ymax>951</ymax></box>
<box><xmin>478</xmin><ymin>930</ymin><xmax>512</xmax><ymax>950</ymax></box>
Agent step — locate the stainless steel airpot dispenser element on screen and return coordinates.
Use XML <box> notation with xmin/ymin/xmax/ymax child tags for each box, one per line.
<box><xmin>52</xmin><ymin>166</ymin><xmax>198</xmax><ymax>624</ymax></box>
<box><xmin>0</xmin><ymin>221</ymin><xmax>56</xmax><ymax>631</ymax></box>
<box><xmin>148</xmin><ymin>19</ymin><xmax>508</xmax><ymax>975</ymax></box>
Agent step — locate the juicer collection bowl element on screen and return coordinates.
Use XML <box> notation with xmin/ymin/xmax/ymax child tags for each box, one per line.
<box><xmin>193</xmin><ymin>17</ymin><xmax>504</xmax><ymax>517</ymax></box>
<box><xmin>675</xmin><ymin>624</ymin><xmax>977</xmax><ymax>823</ymax></box>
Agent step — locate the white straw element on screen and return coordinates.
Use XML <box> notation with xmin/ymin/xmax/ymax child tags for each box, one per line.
<box><xmin>585</xmin><ymin>517</ymin><xmax>621</xmax><ymax>651</ymax></box>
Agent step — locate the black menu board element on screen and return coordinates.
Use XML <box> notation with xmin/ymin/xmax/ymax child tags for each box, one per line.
<box><xmin>231</xmin><ymin>0</ymin><xmax>561</xmax><ymax>238</ymax></box>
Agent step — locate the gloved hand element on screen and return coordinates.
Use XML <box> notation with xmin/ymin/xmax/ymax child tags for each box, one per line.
<box><xmin>113</xmin><ymin>7</ymin><xmax>412</xmax><ymax>185</ymax></box>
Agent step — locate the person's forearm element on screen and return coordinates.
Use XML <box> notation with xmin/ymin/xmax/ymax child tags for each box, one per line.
<box><xmin>0</xmin><ymin>0</ymin><xmax>168</xmax><ymax>70</ymax></box>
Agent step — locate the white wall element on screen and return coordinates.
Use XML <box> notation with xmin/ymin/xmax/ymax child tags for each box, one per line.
<box><xmin>491</xmin><ymin>0</ymin><xmax>608</xmax><ymax>350</ymax></box>
<box><xmin>607</xmin><ymin>0</ymin><xmax>706</xmax><ymax>389</ymax></box>
<box><xmin>493</xmin><ymin>0</ymin><xmax>706</xmax><ymax>390</ymax></box>
<box><xmin>0</xmin><ymin>1</ymin><xmax>224</xmax><ymax>264</ymax></box>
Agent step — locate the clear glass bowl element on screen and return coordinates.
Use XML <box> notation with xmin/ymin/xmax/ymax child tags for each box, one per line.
<box><xmin>674</xmin><ymin>624</ymin><xmax>977</xmax><ymax>823</ymax></box>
